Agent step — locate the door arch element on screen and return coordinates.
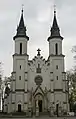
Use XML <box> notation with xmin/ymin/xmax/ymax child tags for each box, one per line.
<box><xmin>34</xmin><ymin>93</ymin><xmax>44</xmax><ymax>112</ymax></box>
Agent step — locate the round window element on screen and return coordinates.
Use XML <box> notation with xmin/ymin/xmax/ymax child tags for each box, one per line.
<box><xmin>35</xmin><ymin>75</ymin><xmax>43</xmax><ymax>85</ymax></box>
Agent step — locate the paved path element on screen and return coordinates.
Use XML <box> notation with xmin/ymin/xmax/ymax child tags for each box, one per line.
<box><xmin>0</xmin><ymin>117</ymin><xmax>76</xmax><ymax>119</ymax></box>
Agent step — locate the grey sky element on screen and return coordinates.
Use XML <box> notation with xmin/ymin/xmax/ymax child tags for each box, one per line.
<box><xmin>0</xmin><ymin>0</ymin><xmax>76</xmax><ymax>77</ymax></box>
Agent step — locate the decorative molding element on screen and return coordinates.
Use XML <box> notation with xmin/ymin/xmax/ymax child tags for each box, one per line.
<box><xmin>48</xmin><ymin>54</ymin><xmax>65</xmax><ymax>58</ymax></box>
<box><xmin>63</xmin><ymin>102</ymin><xmax>67</xmax><ymax>104</ymax></box>
<box><xmin>24</xmin><ymin>91</ymin><xmax>28</xmax><ymax>93</ymax></box>
<box><xmin>40</xmin><ymin>56</ymin><xmax>43</xmax><ymax>59</ymax></box>
<box><xmin>51</xmin><ymin>91</ymin><xmax>54</xmax><ymax>93</ymax></box>
<box><xmin>65</xmin><ymin>90</ymin><xmax>69</xmax><ymax>93</ymax></box>
<box><xmin>28</xmin><ymin>63</ymin><xmax>31</xmax><ymax>66</ymax></box>
<box><xmin>12</xmin><ymin>79</ymin><xmax>15</xmax><ymax>81</ymax></box>
<box><xmin>15</xmin><ymin>89</ymin><xmax>25</xmax><ymax>92</ymax></box>
<box><xmin>51</xmin><ymin>79</ymin><xmax>53</xmax><ymax>81</ymax></box>
<box><xmin>28</xmin><ymin>60</ymin><xmax>33</xmax><ymax>64</ymax></box>
<box><xmin>50</xmin><ymin>72</ymin><xmax>53</xmax><ymax>73</ymax></box>
<box><xmin>48</xmin><ymin>89</ymin><xmax>51</xmax><ymax>92</ymax></box>
<box><xmin>62</xmin><ymin>72</ymin><xmax>66</xmax><ymax>74</ymax></box>
<box><xmin>54</xmin><ymin>89</ymin><xmax>63</xmax><ymax>92</ymax></box>
<box><xmin>47</xmin><ymin>63</ymin><xmax>50</xmax><ymax>66</ymax></box>
<box><xmin>36</xmin><ymin>68</ymin><xmax>41</xmax><ymax>73</ymax></box>
<box><xmin>47</xmin><ymin>35</ymin><xmax>63</xmax><ymax>41</ymax></box>
<box><xmin>13</xmin><ymin>35</ymin><xmax>29</xmax><ymax>41</ymax></box>
<box><xmin>25</xmin><ymin>79</ymin><xmax>28</xmax><ymax>81</ymax></box>
<box><xmin>63</xmin><ymin>80</ymin><xmax>68</xmax><ymax>82</ymax></box>
<box><xmin>34</xmin><ymin>92</ymin><xmax>44</xmax><ymax>98</ymax></box>
<box><xmin>13</xmin><ymin>53</ymin><xmax>29</xmax><ymax>57</ymax></box>
<box><xmin>11</xmin><ymin>72</ymin><xmax>16</xmax><ymax>74</ymax></box>
<box><xmin>4</xmin><ymin>96</ymin><xmax>7</xmax><ymax>99</ymax></box>
<box><xmin>63</xmin><ymin>91</ymin><xmax>66</xmax><ymax>93</ymax></box>
<box><xmin>12</xmin><ymin>102</ymin><xmax>15</xmax><ymax>104</ymax></box>
<box><xmin>63</xmin><ymin>90</ymin><xmax>68</xmax><ymax>93</ymax></box>
<box><xmin>25</xmin><ymin>72</ymin><xmax>28</xmax><ymax>73</ymax></box>
<box><xmin>45</xmin><ymin>59</ymin><xmax>49</xmax><ymax>63</ymax></box>
<box><xmin>24</xmin><ymin>102</ymin><xmax>27</xmax><ymax>104</ymax></box>
<box><xmin>12</xmin><ymin>91</ymin><xmax>15</xmax><ymax>93</ymax></box>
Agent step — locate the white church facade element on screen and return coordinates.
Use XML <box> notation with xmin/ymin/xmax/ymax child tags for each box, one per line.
<box><xmin>3</xmin><ymin>8</ymin><xmax>69</xmax><ymax>116</ymax></box>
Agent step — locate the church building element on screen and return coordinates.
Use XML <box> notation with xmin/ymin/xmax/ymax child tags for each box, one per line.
<box><xmin>3</xmin><ymin>8</ymin><xmax>69</xmax><ymax>116</ymax></box>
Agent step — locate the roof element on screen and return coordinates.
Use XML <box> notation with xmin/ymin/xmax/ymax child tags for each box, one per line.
<box><xmin>47</xmin><ymin>9</ymin><xmax>63</xmax><ymax>41</ymax></box>
<box><xmin>13</xmin><ymin>9</ymin><xmax>29</xmax><ymax>40</ymax></box>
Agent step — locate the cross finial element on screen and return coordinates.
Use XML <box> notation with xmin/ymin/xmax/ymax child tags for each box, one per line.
<box><xmin>54</xmin><ymin>4</ymin><xmax>56</xmax><ymax>15</ymax></box>
<box><xmin>37</xmin><ymin>48</ymin><xmax>41</xmax><ymax>56</ymax></box>
<box><xmin>22</xmin><ymin>4</ymin><xmax>24</xmax><ymax>13</ymax></box>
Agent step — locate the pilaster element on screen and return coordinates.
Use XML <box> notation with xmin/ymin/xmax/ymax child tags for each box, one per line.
<box><xmin>24</xmin><ymin>72</ymin><xmax>28</xmax><ymax>112</ymax></box>
<box><xmin>50</xmin><ymin>72</ymin><xmax>54</xmax><ymax>92</ymax></box>
<box><xmin>4</xmin><ymin>96</ymin><xmax>7</xmax><ymax>113</ymax></box>
<box><xmin>50</xmin><ymin>72</ymin><xmax>54</xmax><ymax>104</ymax></box>
<box><xmin>62</xmin><ymin>72</ymin><xmax>66</xmax><ymax>92</ymax></box>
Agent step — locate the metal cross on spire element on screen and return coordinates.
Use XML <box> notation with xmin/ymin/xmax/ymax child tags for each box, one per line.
<box><xmin>22</xmin><ymin>4</ymin><xmax>24</xmax><ymax>13</ymax></box>
<box><xmin>37</xmin><ymin>48</ymin><xmax>41</xmax><ymax>56</ymax></box>
<box><xmin>54</xmin><ymin>4</ymin><xmax>56</xmax><ymax>15</ymax></box>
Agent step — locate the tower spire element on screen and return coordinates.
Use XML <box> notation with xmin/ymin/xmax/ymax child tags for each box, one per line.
<box><xmin>47</xmin><ymin>6</ymin><xmax>63</xmax><ymax>41</ymax></box>
<box><xmin>51</xmin><ymin>6</ymin><xmax>59</xmax><ymax>35</ymax></box>
<box><xmin>13</xmin><ymin>7</ymin><xmax>29</xmax><ymax>40</ymax></box>
<box><xmin>18</xmin><ymin>6</ymin><xmax>25</xmax><ymax>32</ymax></box>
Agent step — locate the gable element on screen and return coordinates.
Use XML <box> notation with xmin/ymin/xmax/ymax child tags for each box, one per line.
<box><xmin>33</xmin><ymin>86</ymin><xmax>44</xmax><ymax>97</ymax></box>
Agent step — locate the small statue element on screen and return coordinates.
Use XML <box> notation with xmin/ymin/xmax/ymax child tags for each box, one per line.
<box><xmin>36</xmin><ymin>100</ymin><xmax>38</xmax><ymax>108</ymax></box>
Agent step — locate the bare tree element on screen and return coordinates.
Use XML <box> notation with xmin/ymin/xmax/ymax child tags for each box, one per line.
<box><xmin>72</xmin><ymin>46</ymin><xmax>76</xmax><ymax>63</ymax></box>
<box><xmin>67</xmin><ymin>70</ymin><xmax>76</xmax><ymax>111</ymax></box>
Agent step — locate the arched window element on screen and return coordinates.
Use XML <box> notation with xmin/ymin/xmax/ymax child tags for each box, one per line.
<box><xmin>56</xmin><ymin>65</ymin><xmax>58</xmax><ymax>69</ymax></box>
<box><xmin>36</xmin><ymin>64</ymin><xmax>41</xmax><ymax>73</ymax></box>
<box><xmin>20</xmin><ymin>43</ymin><xmax>22</xmax><ymax>54</ymax></box>
<box><xmin>55</xmin><ymin>43</ymin><xmax>58</xmax><ymax>55</ymax></box>
<box><xmin>20</xmin><ymin>65</ymin><xmax>21</xmax><ymax>70</ymax></box>
<box><xmin>19</xmin><ymin>76</ymin><xmax>21</xmax><ymax>80</ymax></box>
<box><xmin>56</xmin><ymin>76</ymin><xmax>58</xmax><ymax>80</ymax></box>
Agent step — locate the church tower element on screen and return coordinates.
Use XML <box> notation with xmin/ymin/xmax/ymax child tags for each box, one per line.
<box><xmin>48</xmin><ymin>9</ymin><xmax>63</xmax><ymax>55</ymax></box>
<box><xmin>47</xmin><ymin>9</ymin><xmax>69</xmax><ymax>114</ymax></box>
<box><xmin>10</xmin><ymin>9</ymin><xmax>29</xmax><ymax>113</ymax></box>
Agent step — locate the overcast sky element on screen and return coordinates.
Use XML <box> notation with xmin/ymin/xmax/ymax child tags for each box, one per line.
<box><xmin>0</xmin><ymin>0</ymin><xmax>76</xmax><ymax>77</ymax></box>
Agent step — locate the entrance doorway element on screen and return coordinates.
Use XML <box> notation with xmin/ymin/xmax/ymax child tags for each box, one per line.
<box><xmin>38</xmin><ymin>100</ymin><xmax>42</xmax><ymax>112</ymax></box>
<box><xmin>56</xmin><ymin>104</ymin><xmax>59</xmax><ymax>117</ymax></box>
<box><xmin>18</xmin><ymin>104</ymin><xmax>21</xmax><ymax>112</ymax></box>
